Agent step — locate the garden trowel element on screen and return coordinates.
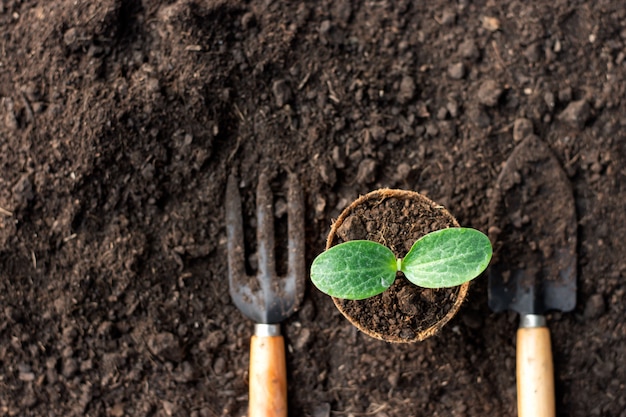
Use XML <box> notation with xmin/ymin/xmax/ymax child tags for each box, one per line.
<box><xmin>488</xmin><ymin>135</ymin><xmax>577</xmax><ymax>417</ymax></box>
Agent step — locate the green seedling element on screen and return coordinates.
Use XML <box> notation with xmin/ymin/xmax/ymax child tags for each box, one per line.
<box><xmin>311</xmin><ymin>227</ymin><xmax>492</xmax><ymax>300</ymax></box>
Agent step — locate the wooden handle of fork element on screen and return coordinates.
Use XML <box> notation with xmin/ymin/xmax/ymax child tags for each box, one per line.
<box><xmin>249</xmin><ymin>324</ymin><xmax>287</xmax><ymax>417</ymax></box>
<box><xmin>517</xmin><ymin>316</ymin><xmax>555</xmax><ymax>417</ymax></box>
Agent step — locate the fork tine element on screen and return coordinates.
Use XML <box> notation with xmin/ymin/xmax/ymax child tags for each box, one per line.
<box><xmin>226</xmin><ymin>174</ymin><xmax>246</xmax><ymax>287</ymax></box>
<box><xmin>227</xmin><ymin>171</ymin><xmax>304</xmax><ymax>324</ymax></box>
<box><xmin>287</xmin><ymin>173</ymin><xmax>305</xmax><ymax>288</ymax></box>
<box><xmin>256</xmin><ymin>173</ymin><xmax>276</xmax><ymax>281</ymax></box>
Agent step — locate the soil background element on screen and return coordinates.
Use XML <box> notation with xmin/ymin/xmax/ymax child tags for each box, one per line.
<box><xmin>1</xmin><ymin>1</ymin><xmax>625</xmax><ymax>416</ymax></box>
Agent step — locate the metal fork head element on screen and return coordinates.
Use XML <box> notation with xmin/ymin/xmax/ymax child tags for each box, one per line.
<box><xmin>226</xmin><ymin>172</ymin><xmax>305</xmax><ymax>324</ymax></box>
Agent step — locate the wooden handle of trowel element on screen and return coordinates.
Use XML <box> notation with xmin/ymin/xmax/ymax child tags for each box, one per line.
<box><xmin>516</xmin><ymin>315</ymin><xmax>555</xmax><ymax>417</ymax></box>
<box><xmin>249</xmin><ymin>324</ymin><xmax>287</xmax><ymax>417</ymax></box>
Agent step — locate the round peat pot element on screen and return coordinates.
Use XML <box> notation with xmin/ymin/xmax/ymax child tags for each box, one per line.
<box><xmin>326</xmin><ymin>189</ymin><xmax>469</xmax><ymax>343</ymax></box>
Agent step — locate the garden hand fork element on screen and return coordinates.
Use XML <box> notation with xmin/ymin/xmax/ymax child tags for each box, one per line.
<box><xmin>226</xmin><ymin>172</ymin><xmax>305</xmax><ymax>417</ymax></box>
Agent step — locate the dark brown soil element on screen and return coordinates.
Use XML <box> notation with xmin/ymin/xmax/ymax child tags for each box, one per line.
<box><xmin>329</xmin><ymin>189</ymin><xmax>465</xmax><ymax>343</ymax></box>
<box><xmin>1</xmin><ymin>1</ymin><xmax>626</xmax><ymax>416</ymax></box>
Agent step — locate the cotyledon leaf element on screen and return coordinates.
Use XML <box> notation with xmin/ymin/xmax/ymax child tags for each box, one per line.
<box><xmin>400</xmin><ymin>228</ymin><xmax>492</xmax><ymax>288</ymax></box>
<box><xmin>310</xmin><ymin>240</ymin><xmax>398</xmax><ymax>300</ymax></box>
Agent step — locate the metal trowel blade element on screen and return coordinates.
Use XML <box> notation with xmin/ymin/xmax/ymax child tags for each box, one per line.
<box><xmin>488</xmin><ymin>135</ymin><xmax>577</xmax><ymax>315</ymax></box>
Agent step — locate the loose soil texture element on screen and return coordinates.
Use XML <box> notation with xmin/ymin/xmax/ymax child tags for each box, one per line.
<box><xmin>1</xmin><ymin>1</ymin><xmax>626</xmax><ymax>416</ymax></box>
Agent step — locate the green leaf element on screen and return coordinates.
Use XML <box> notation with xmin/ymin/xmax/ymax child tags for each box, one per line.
<box><xmin>310</xmin><ymin>240</ymin><xmax>398</xmax><ymax>300</ymax></box>
<box><xmin>400</xmin><ymin>228</ymin><xmax>492</xmax><ymax>288</ymax></box>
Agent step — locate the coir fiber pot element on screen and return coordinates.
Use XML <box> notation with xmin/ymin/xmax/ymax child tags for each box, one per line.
<box><xmin>326</xmin><ymin>189</ymin><xmax>469</xmax><ymax>343</ymax></box>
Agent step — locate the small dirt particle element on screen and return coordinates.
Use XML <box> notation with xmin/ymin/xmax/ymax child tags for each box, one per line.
<box><xmin>477</xmin><ymin>80</ymin><xmax>503</xmax><ymax>107</ymax></box>
<box><xmin>558</xmin><ymin>99</ymin><xmax>591</xmax><ymax>129</ymax></box>
<box><xmin>78</xmin><ymin>385</ymin><xmax>92</xmax><ymax>413</ymax></box>
<box><xmin>62</xmin><ymin>325</ymin><xmax>78</xmax><ymax>343</ymax></box>
<box><xmin>544</xmin><ymin>91</ymin><xmax>556</xmax><ymax>109</ymax></box>
<box><xmin>387</xmin><ymin>371</ymin><xmax>400</xmax><ymax>388</ymax></box>
<box><xmin>22</xmin><ymin>386</ymin><xmax>37</xmax><ymax>408</ymax></box>
<box><xmin>331</xmin><ymin>145</ymin><xmax>346</xmax><ymax>169</ymax></box>
<box><xmin>62</xmin><ymin>346</ymin><xmax>74</xmax><ymax>358</ymax></box>
<box><xmin>241</xmin><ymin>12</ymin><xmax>255</xmax><ymax>29</ymax></box>
<box><xmin>509</xmin><ymin>209</ymin><xmax>527</xmax><ymax>229</ymax></box>
<box><xmin>355</xmin><ymin>158</ymin><xmax>377</xmax><ymax>184</ymax></box>
<box><xmin>446</xmin><ymin>100</ymin><xmax>460</xmax><ymax>118</ymax></box>
<box><xmin>109</xmin><ymin>404</ymin><xmax>125</xmax><ymax>417</ymax></box>
<box><xmin>318</xmin><ymin>160</ymin><xmax>337</xmax><ymax>186</ymax></box>
<box><xmin>481</xmin><ymin>16</ymin><xmax>501</xmax><ymax>32</ymax></box>
<box><xmin>62</xmin><ymin>357</ymin><xmax>78</xmax><ymax>378</ymax></box>
<box><xmin>397</xmin><ymin>286</ymin><xmax>419</xmax><ymax>315</ymax></box>
<box><xmin>297</xmin><ymin>299</ymin><xmax>316</xmax><ymax>322</ymax></box>
<box><xmin>4</xmin><ymin>112</ymin><xmax>18</xmax><ymax>131</ymax></box>
<box><xmin>97</xmin><ymin>321</ymin><xmax>113</xmax><ymax>337</ymax></box>
<box><xmin>294</xmin><ymin>327</ymin><xmax>312</xmax><ymax>350</ymax></box>
<box><xmin>318</xmin><ymin>20</ymin><xmax>332</xmax><ymax>44</ymax></box>
<box><xmin>468</xmin><ymin>107</ymin><xmax>491</xmax><ymax>128</ymax></box>
<box><xmin>80</xmin><ymin>359</ymin><xmax>93</xmax><ymax>373</ymax></box>
<box><xmin>524</xmin><ymin>43</ymin><xmax>542</xmax><ymax>63</ymax></box>
<box><xmin>12</xmin><ymin>175</ymin><xmax>34</xmax><ymax>208</ymax></box>
<box><xmin>337</xmin><ymin>215</ymin><xmax>367</xmax><ymax>242</ymax></box>
<box><xmin>488</xmin><ymin>226</ymin><xmax>502</xmax><ymax>241</ymax></box>
<box><xmin>148</xmin><ymin>332</ymin><xmax>184</xmax><ymax>362</ymax></box>
<box><xmin>213</xmin><ymin>357</ymin><xmax>226</xmax><ymax>374</ymax></box>
<box><xmin>18</xmin><ymin>363</ymin><xmax>35</xmax><ymax>381</ymax></box>
<box><xmin>63</xmin><ymin>27</ymin><xmax>91</xmax><ymax>52</ymax></box>
<box><xmin>425</xmin><ymin>122</ymin><xmax>439</xmax><ymax>137</ymax></box>
<box><xmin>393</xmin><ymin>163</ymin><xmax>412</xmax><ymax>182</ymax></box>
<box><xmin>162</xmin><ymin>400</ymin><xmax>177</xmax><ymax>416</ymax></box>
<box><xmin>369</xmin><ymin>125</ymin><xmax>386</xmax><ymax>143</ymax></box>
<box><xmin>590</xmin><ymin>162</ymin><xmax>603</xmax><ymax>174</ymax></box>
<box><xmin>458</xmin><ymin>39</ymin><xmax>480</xmax><ymax>60</ymax></box>
<box><xmin>386</xmin><ymin>132</ymin><xmax>402</xmax><ymax>144</ymax></box>
<box><xmin>558</xmin><ymin>86</ymin><xmax>573</xmax><ymax>103</ymax></box>
<box><xmin>313</xmin><ymin>403</ymin><xmax>331</xmax><ymax>417</ymax></box>
<box><xmin>314</xmin><ymin>195</ymin><xmax>326</xmax><ymax>217</ymax></box>
<box><xmin>439</xmin><ymin>9</ymin><xmax>456</xmax><ymax>25</ymax></box>
<box><xmin>397</xmin><ymin>75</ymin><xmax>416</xmax><ymax>104</ymax></box>
<box><xmin>199</xmin><ymin>330</ymin><xmax>226</xmax><ymax>351</ymax></box>
<box><xmin>447</xmin><ymin>62</ymin><xmax>465</xmax><ymax>80</ymax></box>
<box><xmin>592</xmin><ymin>360</ymin><xmax>615</xmax><ymax>380</ymax></box>
<box><xmin>175</xmin><ymin>361</ymin><xmax>196</xmax><ymax>382</ymax></box>
<box><xmin>46</xmin><ymin>357</ymin><xmax>57</xmax><ymax>369</ymax></box>
<box><xmin>584</xmin><ymin>294</ymin><xmax>606</xmax><ymax>319</ymax></box>
<box><xmin>271</xmin><ymin>79</ymin><xmax>292</xmax><ymax>107</ymax></box>
<box><xmin>513</xmin><ymin>118</ymin><xmax>534</xmax><ymax>142</ymax></box>
<box><xmin>331</xmin><ymin>1</ymin><xmax>352</xmax><ymax>25</ymax></box>
<box><xmin>294</xmin><ymin>2</ymin><xmax>310</xmax><ymax>25</ymax></box>
<box><xmin>274</xmin><ymin>197</ymin><xmax>288</xmax><ymax>218</ymax></box>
